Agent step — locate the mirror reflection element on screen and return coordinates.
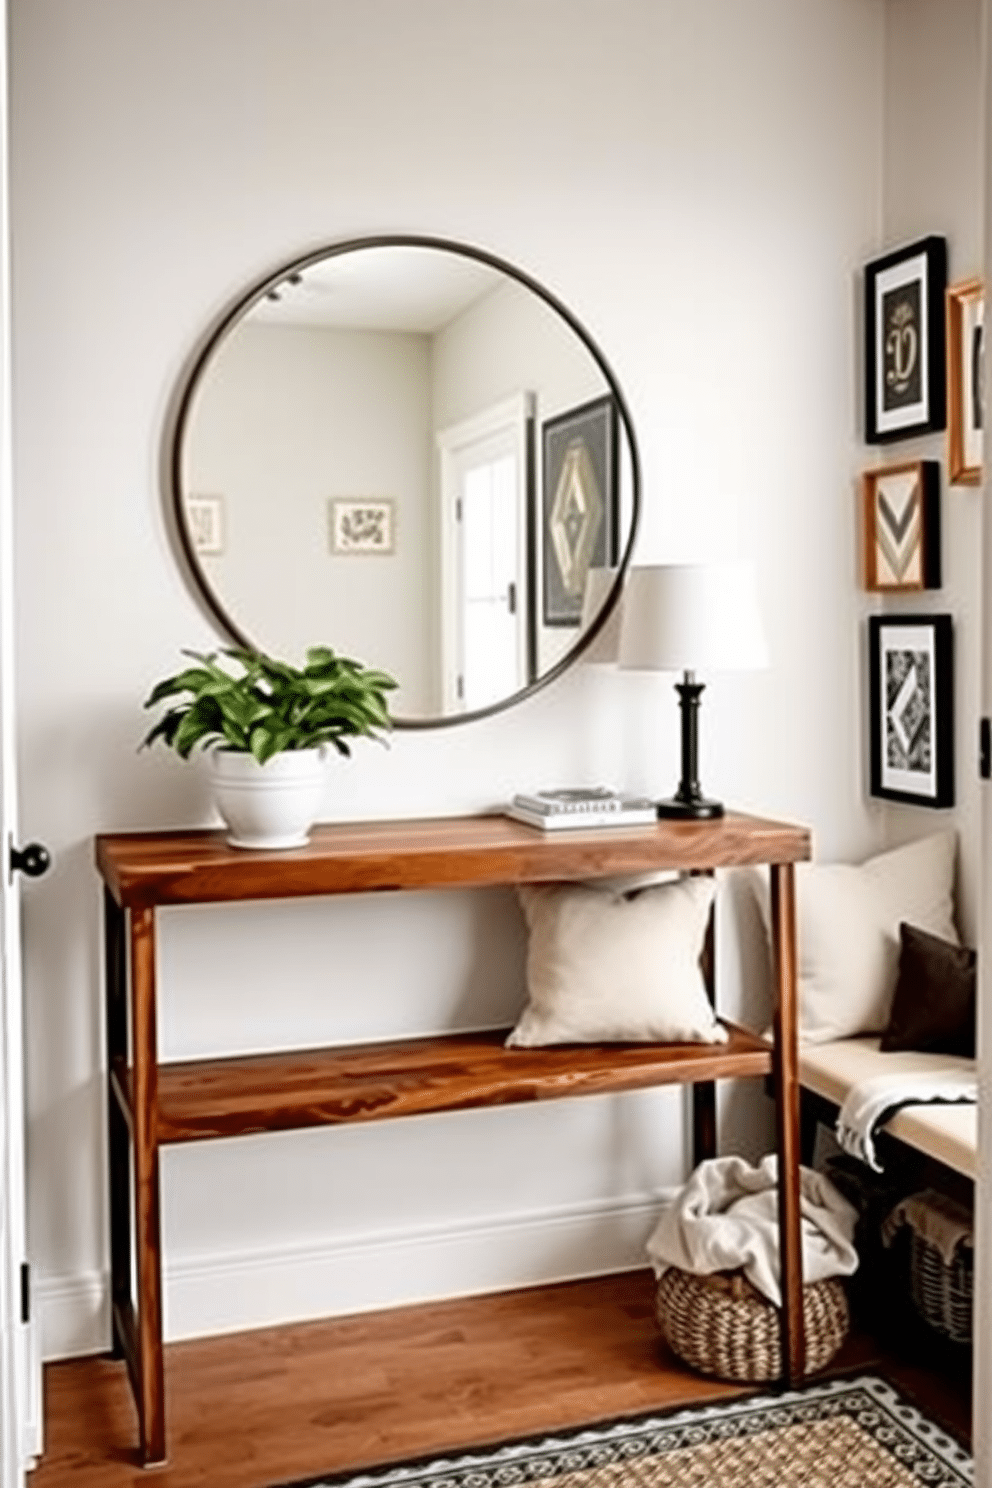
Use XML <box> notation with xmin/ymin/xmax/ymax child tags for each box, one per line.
<box><xmin>173</xmin><ymin>238</ymin><xmax>639</xmax><ymax>725</ymax></box>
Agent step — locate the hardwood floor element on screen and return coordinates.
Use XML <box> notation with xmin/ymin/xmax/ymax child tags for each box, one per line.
<box><xmin>29</xmin><ymin>1270</ymin><xmax>971</xmax><ymax>1488</ymax></box>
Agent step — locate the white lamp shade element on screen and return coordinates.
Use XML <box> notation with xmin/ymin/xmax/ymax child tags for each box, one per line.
<box><xmin>618</xmin><ymin>562</ymin><xmax>768</xmax><ymax>674</ymax></box>
<box><xmin>579</xmin><ymin>566</ymin><xmax>623</xmax><ymax>665</ymax></box>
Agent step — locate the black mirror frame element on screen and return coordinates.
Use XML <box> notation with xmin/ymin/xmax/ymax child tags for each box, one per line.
<box><xmin>168</xmin><ymin>233</ymin><xmax>641</xmax><ymax>730</ymax></box>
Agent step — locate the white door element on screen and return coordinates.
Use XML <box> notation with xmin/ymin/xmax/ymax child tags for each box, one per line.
<box><xmin>437</xmin><ymin>393</ymin><xmax>533</xmax><ymax>712</ymax></box>
<box><xmin>0</xmin><ymin>1</ymin><xmax>43</xmax><ymax>1477</ymax></box>
<box><xmin>975</xmin><ymin>11</ymin><xmax>992</xmax><ymax>1478</ymax></box>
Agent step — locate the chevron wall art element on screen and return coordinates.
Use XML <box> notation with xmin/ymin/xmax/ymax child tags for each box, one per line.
<box><xmin>862</xmin><ymin>459</ymin><xmax>940</xmax><ymax>592</ymax></box>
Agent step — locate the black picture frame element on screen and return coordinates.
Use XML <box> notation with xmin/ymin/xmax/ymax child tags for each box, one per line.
<box><xmin>864</xmin><ymin>235</ymin><xmax>947</xmax><ymax>444</ymax></box>
<box><xmin>541</xmin><ymin>394</ymin><xmax>618</xmax><ymax>627</ymax></box>
<box><xmin>868</xmin><ymin>613</ymin><xmax>954</xmax><ymax>808</ymax></box>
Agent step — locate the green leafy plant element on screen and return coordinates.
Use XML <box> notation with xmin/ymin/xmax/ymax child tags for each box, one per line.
<box><xmin>142</xmin><ymin>647</ymin><xmax>397</xmax><ymax>764</ymax></box>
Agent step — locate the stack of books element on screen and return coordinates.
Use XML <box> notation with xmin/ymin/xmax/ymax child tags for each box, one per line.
<box><xmin>505</xmin><ymin>787</ymin><xmax>658</xmax><ymax>831</ymax></box>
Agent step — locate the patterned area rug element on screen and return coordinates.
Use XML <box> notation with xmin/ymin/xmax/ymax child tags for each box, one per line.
<box><xmin>280</xmin><ymin>1376</ymin><xmax>971</xmax><ymax>1488</ymax></box>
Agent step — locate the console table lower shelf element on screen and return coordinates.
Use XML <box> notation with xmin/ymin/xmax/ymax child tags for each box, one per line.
<box><xmin>95</xmin><ymin>810</ymin><xmax>809</xmax><ymax>1466</ymax></box>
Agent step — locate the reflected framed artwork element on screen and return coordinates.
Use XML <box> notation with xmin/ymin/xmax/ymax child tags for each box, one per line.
<box><xmin>864</xmin><ymin>236</ymin><xmax>946</xmax><ymax>444</ymax></box>
<box><xmin>542</xmin><ymin>395</ymin><xmax>618</xmax><ymax>626</ymax></box>
<box><xmin>186</xmin><ymin>494</ymin><xmax>225</xmax><ymax>556</ymax></box>
<box><xmin>869</xmin><ymin>613</ymin><xmax>953</xmax><ymax>808</ymax></box>
<box><xmin>329</xmin><ymin>498</ymin><xmax>395</xmax><ymax>555</ymax></box>
<box><xmin>862</xmin><ymin>459</ymin><xmax>940</xmax><ymax>592</ymax></box>
<box><xmin>946</xmin><ymin>277</ymin><xmax>984</xmax><ymax>485</ymax></box>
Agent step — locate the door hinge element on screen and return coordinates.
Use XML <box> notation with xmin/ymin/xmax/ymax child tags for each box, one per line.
<box><xmin>507</xmin><ymin>581</ymin><xmax>517</xmax><ymax>615</ymax></box>
<box><xmin>455</xmin><ymin>498</ymin><xmax>462</xmax><ymax>522</ymax></box>
<box><xmin>456</xmin><ymin>674</ymin><xmax>464</xmax><ymax>700</ymax></box>
<box><xmin>981</xmin><ymin>717</ymin><xmax>991</xmax><ymax>780</ymax></box>
<box><xmin>20</xmin><ymin>1262</ymin><xmax>29</xmax><ymax>1324</ymax></box>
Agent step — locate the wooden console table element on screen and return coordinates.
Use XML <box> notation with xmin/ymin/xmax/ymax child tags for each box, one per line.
<box><xmin>95</xmin><ymin>810</ymin><xmax>810</xmax><ymax>1466</ymax></box>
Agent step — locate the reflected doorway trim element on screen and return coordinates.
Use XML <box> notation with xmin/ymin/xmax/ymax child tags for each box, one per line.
<box><xmin>436</xmin><ymin>392</ymin><xmax>534</xmax><ymax>714</ymax></box>
<box><xmin>166</xmin><ymin>233</ymin><xmax>641</xmax><ymax>730</ymax></box>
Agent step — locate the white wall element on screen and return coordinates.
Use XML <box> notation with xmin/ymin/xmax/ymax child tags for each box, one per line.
<box><xmin>186</xmin><ymin>319</ymin><xmax>435</xmax><ymax>713</ymax></box>
<box><xmin>879</xmin><ymin>0</ymin><xmax>985</xmax><ymax>945</ymax></box>
<box><xmin>8</xmin><ymin>0</ymin><xmax>884</xmax><ymax>1358</ymax></box>
<box><xmin>880</xmin><ymin>7</ymin><xmax>986</xmax><ymax>1450</ymax></box>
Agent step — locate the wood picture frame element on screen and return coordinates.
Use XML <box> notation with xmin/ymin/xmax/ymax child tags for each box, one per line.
<box><xmin>862</xmin><ymin>460</ymin><xmax>940</xmax><ymax>592</ymax></box>
<box><xmin>864</xmin><ymin>236</ymin><xmax>947</xmax><ymax>444</ymax></box>
<box><xmin>869</xmin><ymin>613</ymin><xmax>954</xmax><ymax>808</ymax></box>
<box><xmin>946</xmin><ymin>277</ymin><xmax>984</xmax><ymax>486</ymax></box>
<box><xmin>541</xmin><ymin>395</ymin><xmax>618</xmax><ymax>627</ymax></box>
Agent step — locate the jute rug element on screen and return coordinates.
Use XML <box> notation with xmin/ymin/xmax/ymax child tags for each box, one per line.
<box><xmin>280</xmin><ymin>1376</ymin><xmax>971</xmax><ymax>1488</ymax></box>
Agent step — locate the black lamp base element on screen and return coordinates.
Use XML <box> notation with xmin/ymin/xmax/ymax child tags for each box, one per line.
<box><xmin>658</xmin><ymin>672</ymin><xmax>725</xmax><ymax>822</ymax></box>
<box><xmin>656</xmin><ymin>795</ymin><xmax>725</xmax><ymax>821</ymax></box>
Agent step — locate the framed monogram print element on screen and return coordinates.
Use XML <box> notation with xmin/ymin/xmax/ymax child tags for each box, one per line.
<box><xmin>865</xmin><ymin>236</ymin><xmax>947</xmax><ymax>444</ymax></box>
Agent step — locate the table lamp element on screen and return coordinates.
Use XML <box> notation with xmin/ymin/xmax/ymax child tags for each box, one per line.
<box><xmin>618</xmin><ymin>562</ymin><xmax>768</xmax><ymax>819</ymax></box>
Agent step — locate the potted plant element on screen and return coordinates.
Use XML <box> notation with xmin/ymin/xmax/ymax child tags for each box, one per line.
<box><xmin>142</xmin><ymin>646</ymin><xmax>397</xmax><ymax>849</ymax></box>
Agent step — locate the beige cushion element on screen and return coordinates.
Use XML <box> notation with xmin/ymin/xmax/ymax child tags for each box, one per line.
<box><xmin>795</xmin><ymin>831</ymin><xmax>958</xmax><ymax>1043</ymax></box>
<box><xmin>507</xmin><ymin>875</ymin><xmax>725</xmax><ymax>1048</ymax></box>
<box><xmin>799</xmin><ymin>1036</ymin><xmax>977</xmax><ymax>1180</ymax></box>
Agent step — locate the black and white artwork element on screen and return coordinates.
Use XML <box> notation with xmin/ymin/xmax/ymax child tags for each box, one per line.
<box><xmin>864</xmin><ymin>236</ymin><xmax>946</xmax><ymax>443</ymax></box>
<box><xmin>869</xmin><ymin>614</ymin><xmax>953</xmax><ymax>807</ymax></box>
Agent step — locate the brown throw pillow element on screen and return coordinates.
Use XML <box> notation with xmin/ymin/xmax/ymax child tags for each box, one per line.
<box><xmin>880</xmin><ymin>921</ymin><xmax>976</xmax><ymax>1057</ymax></box>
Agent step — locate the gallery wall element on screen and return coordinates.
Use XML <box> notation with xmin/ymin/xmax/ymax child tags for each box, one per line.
<box><xmin>878</xmin><ymin>0</ymin><xmax>984</xmax><ymax>944</ymax></box>
<box><xmin>7</xmin><ymin>0</ymin><xmax>885</xmax><ymax>1356</ymax></box>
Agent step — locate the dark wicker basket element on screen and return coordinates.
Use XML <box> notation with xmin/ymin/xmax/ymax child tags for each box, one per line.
<box><xmin>656</xmin><ymin>1267</ymin><xmax>849</xmax><ymax>1382</ymax></box>
<box><xmin>909</xmin><ymin>1229</ymin><xmax>972</xmax><ymax>1344</ymax></box>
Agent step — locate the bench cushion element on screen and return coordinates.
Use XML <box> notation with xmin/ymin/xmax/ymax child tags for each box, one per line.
<box><xmin>793</xmin><ymin>831</ymin><xmax>958</xmax><ymax>1044</ymax></box>
<box><xmin>798</xmin><ymin>1036</ymin><xmax>977</xmax><ymax>1180</ymax></box>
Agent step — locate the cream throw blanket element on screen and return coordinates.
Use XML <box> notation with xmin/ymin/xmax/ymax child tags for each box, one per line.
<box><xmin>645</xmin><ymin>1154</ymin><xmax>859</xmax><ymax>1306</ymax></box>
<box><xmin>835</xmin><ymin>1067</ymin><xmax>977</xmax><ymax>1173</ymax></box>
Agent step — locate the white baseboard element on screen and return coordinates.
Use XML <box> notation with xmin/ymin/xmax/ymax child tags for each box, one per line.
<box><xmin>38</xmin><ymin>1192</ymin><xmax>667</xmax><ymax>1361</ymax></box>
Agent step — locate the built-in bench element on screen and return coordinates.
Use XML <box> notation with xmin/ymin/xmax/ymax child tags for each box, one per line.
<box><xmin>798</xmin><ymin>1037</ymin><xmax>976</xmax><ymax>1181</ymax></box>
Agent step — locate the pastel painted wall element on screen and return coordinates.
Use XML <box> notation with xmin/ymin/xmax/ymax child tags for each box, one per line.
<box><xmin>8</xmin><ymin>0</ymin><xmax>885</xmax><ymax>1358</ymax></box>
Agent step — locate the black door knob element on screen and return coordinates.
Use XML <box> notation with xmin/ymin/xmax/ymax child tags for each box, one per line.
<box><xmin>10</xmin><ymin>842</ymin><xmax>51</xmax><ymax>878</ymax></box>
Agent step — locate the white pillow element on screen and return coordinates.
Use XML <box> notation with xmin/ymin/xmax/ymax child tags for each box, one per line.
<box><xmin>506</xmin><ymin>875</ymin><xmax>726</xmax><ymax>1047</ymax></box>
<box><xmin>795</xmin><ymin>830</ymin><xmax>958</xmax><ymax>1044</ymax></box>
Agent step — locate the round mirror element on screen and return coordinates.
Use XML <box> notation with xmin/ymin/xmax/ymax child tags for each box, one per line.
<box><xmin>171</xmin><ymin>235</ymin><xmax>640</xmax><ymax>727</ymax></box>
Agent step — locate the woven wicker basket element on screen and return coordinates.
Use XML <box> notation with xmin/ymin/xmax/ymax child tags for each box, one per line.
<box><xmin>656</xmin><ymin>1267</ymin><xmax>849</xmax><ymax>1382</ymax></box>
<box><xmin>909</xmin><ymin>1230</ymin><xmax>972</xmax><ymax>1344</ymax></box>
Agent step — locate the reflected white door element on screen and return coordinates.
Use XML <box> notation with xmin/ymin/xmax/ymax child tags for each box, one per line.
<box><xmin>0</xmin><ymin>2</ymin><xmax>40</xmax><ymax>1477</ymax></box>
<box><xmin>437</xmin><ymin>393</ymin><xmax>532</xmax><ymax>712</ymax></box>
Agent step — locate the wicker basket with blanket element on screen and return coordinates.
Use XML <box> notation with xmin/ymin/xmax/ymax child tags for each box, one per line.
<box><xmin>882</xmin><ymin>1188</ymin><xmax>973</xmax><ymax>1344</ymax></box>
<box><xmin>647</xmin><ymin>1155</ymin><xmax>859</xmax><ymax>1382</ymax></box>
<box><xmin>655</xmin><ymin>1266</ymin><xmax>849</xmax><ymax>1381</ymax></box>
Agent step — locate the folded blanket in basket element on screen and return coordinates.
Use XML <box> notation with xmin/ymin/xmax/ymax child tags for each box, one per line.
<box><xmin>645</xmin><ymin>1153</ymin><xmax>858</xmax><ymax>1306</ymax></box>
<box><xmin>881</xmin><ymin>1187</ymin><xmax>973</xmax><ymax>1263</ymax></box>
<box><xmin>836</xmin><ymin>1066</ymin><xmax>977</xmax><ymax>1174</ymax></box>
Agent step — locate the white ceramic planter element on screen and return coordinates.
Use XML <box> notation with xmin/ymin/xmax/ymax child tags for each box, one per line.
<box><xmin>208</xmin><ymin>747</ymin><xmax>327</xmax><ymax>849</ymax></box>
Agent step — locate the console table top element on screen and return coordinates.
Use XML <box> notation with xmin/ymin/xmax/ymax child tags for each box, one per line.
<box><xmin>95</xmin><ymin>809</ymin><xmax>811</xmax><ymax>908</ymax></box>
